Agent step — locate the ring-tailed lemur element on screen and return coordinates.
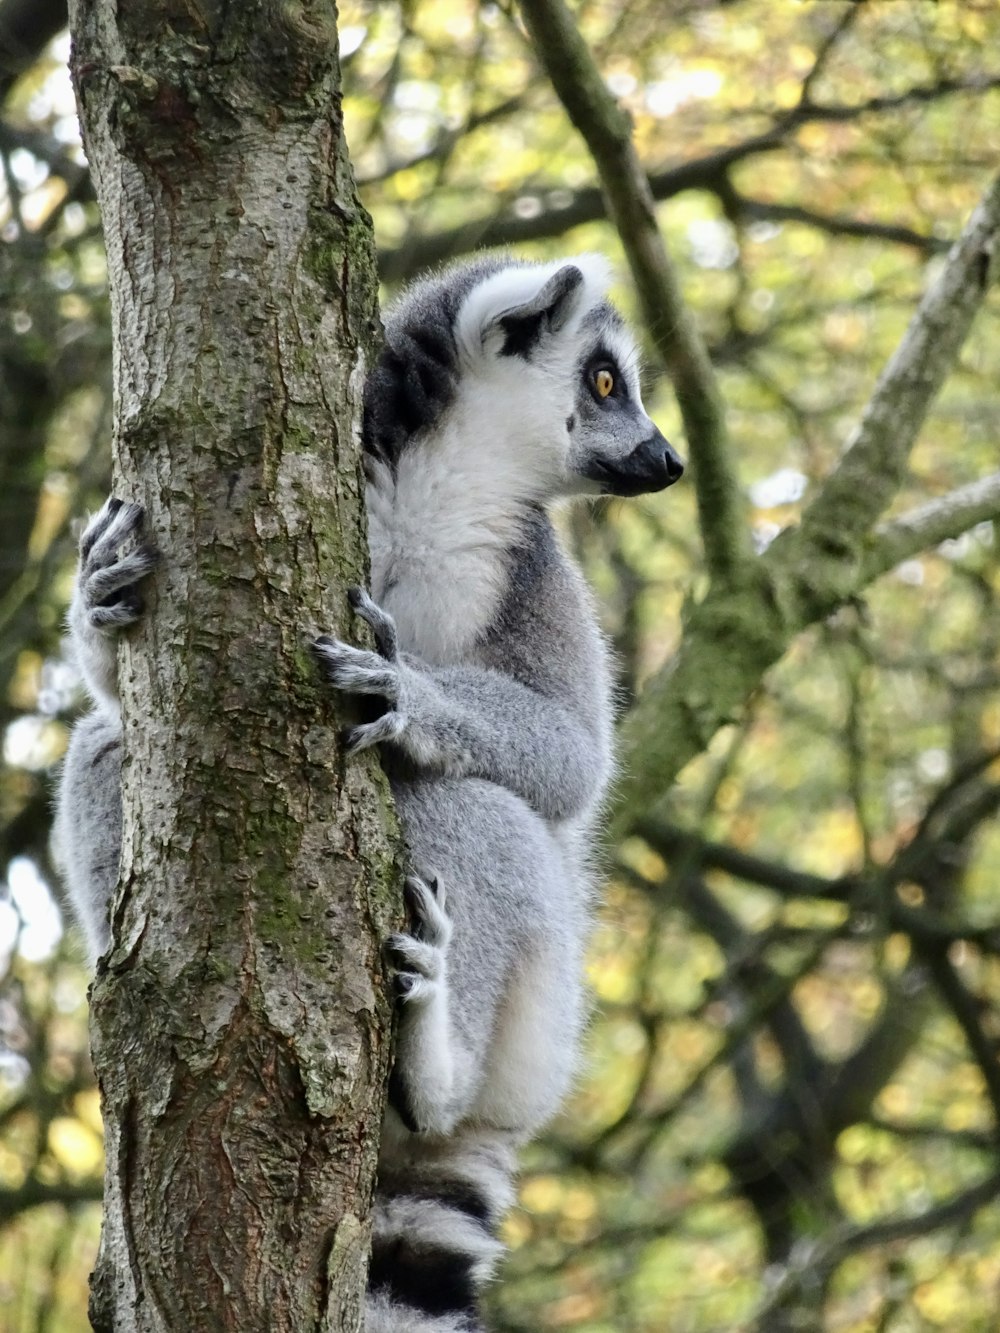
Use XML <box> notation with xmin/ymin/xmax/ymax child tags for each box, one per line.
<box><xmin>54</xmin><ymin>254</ymin><xmax>682</xmax><ymax>1333</ymax></box>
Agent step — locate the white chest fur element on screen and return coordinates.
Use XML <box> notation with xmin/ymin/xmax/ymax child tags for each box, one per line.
<box><xmin>365</xmin><ymin>395</ymin><xmax>558</xmax><ymax>666</ymax></box>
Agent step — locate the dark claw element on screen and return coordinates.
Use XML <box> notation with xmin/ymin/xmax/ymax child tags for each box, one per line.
<box><xmin>348</xmin><ymin>587</ymin><xmax>398</xmax><ymax>661</ymax></box>
<box><xmin>311</xmin><ymin>637</ymin><xmax>334</xmax><ymax>672</ymax></box>
<box><xmin>403</xmin><ymin>881</ymin><xmax>423</xmax><ymax>934</ymax></box>
<box><xmin>102</xmin><ymin>589</ymin><xmax>142</xmax><ymax>617</ymax></box>
<box><xmin>393</xmin><ymin>972</ymin><xmax>417</xmax><ymax>1000</ymax></box>
<box><xmin>135</xmin><ymin>540</ymin><xmax>160</xmax><ymax>568</ymax></box>
<box><xmin>383</xmin><ymin>939</ymin><xmax>409</xmax><ymax>969</ymax></box>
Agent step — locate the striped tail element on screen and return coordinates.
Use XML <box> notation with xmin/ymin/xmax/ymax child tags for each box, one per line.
<box><xmin>365</xmin><ymin>1123</ymin><xmax>517</xmax><ymax>1332</ymax></box>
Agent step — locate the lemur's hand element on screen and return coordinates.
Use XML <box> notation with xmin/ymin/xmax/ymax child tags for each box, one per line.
<box><xmin>313</xmin><ymin>587</ymin><xmax>409</xmax><ymax>753</ymax></box>
<box><xmin>68</xmin><ymin>498</ymin><xmax>160</xmax><ymax>709</ymax></box>
<box><xmin>75</xmin><ymin>498</ymin><xmax>160</xmax><ymax>633</ymax></box>
<box><xmin>385</xmin><ymin>873</ymin><xmax>451</xmax><ymax>1003</ymax></box>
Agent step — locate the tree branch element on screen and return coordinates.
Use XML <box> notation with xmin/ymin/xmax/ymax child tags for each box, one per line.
<box><xmin>640</xmin><ymin>790</ymin><xmax>1000</xmax><ymax>948</ymax></box>
<box><xmin>789</xmin><ymin>173</ymin><xmax>1000</xmax><ymax>579</ymax></box>
<box><xmin>518</xmin><ymin>0</ymin><xmax>752</xmax><ymax>584</ymax></box>
<box><xmin>611</xmin><ymin>172</ymin><xmax>1000</xmax><ymax>831</ymax></box>
<box><xmin>374</xmin><ymin>69</ymin><xmax>1000</xmax><ymax>282</ymax></box>
<box><xmin>751</xmin><ymin>1169</ymin><xmax>1000</xmax><ymax>1323</ymax></box>
<box><xmin>0</xmin><ymin>1180</ymin><xmax>102</xmax><ymax>1223</ymax></box>
<box><xmin>862</xmin><ymin>472</ymin><xmax>1000</xmax><ymax>583</ymax></box>
<box><xmin>728</xmin><ymin>191</ymin><xmax>948</xmax><ymax>256</ymax></box>
<box><xmin>916</xmin><ymin>942</ymin><xmax>1000</xmax><ymax>1135</ymax></box>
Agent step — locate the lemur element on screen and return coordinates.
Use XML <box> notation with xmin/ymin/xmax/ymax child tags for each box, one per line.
<box><xmin>54</xmin><ymin>253</ymin><xmax>683</xmax><ymax>1333</ymax></box>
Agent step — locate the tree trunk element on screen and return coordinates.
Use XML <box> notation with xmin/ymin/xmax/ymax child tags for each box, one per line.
<box><xmin>68</xmin><ymin>3</ymin><xmax>397</xmax><ymax>1329</ymax></box>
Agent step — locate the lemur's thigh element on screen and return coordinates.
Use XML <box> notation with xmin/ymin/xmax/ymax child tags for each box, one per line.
<box><xmin>394</xmin><ymin>777</ymin><xmax>587</xmax><ymax>1133</ymax></box>
<box><xmin>53</xmin><ymin>709</ymin><xmax>123</xmax><ymax>962</ymax></box>
<box><xmin>470</xmin><ymin>906</ymin><xmax>586</xmax><ymax>1135</ymax></box>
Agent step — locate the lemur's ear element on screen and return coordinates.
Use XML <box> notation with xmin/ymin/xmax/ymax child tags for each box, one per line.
<box><xmin>458</xmin><ymin>261</ymin><xmax>603</xmax><ymax>361</ymax></box>
<box><xmin>495</xmin><ymin>265</ymin><xmax>584</xmax><ymax>355</ymax></box>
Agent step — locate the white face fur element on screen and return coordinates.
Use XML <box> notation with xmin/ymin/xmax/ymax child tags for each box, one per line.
<box><xmin>448</xmin><ymin>255</ymin><xmax>683</xmax><ymax>502</ymax></box>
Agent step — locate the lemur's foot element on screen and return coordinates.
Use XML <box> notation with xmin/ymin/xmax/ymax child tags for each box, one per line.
<box><xmin>313</xmin><ymin>588</ymin><xmax>406</xmax><ymax>754</ymax></box>
<box><xmin>385</xmin><ymin>874</ymin><xmax>451</xmax><ymax>1003</ymax></box>
<box><xmin>78</xmin><ymin>498</ymin><xmax>160</xmax><ymax>632</ymax></box>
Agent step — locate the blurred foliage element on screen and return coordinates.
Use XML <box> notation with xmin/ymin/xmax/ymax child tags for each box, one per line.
<box><xmin>1</xmin><ymin>1</ymin><xmax>999</xmax><ymax>1329</ymax></box>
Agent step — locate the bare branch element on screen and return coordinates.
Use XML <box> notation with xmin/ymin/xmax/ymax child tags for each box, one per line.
<box><xmin>862</xmin><ymin>472</ymin><xmax>1000</xmax><ymax>583</ymax></box>
<box><xmin>0</xmin><ymin>1180</ymin><xmax>102</xmax><ymax>1223</ymax></box>
<box><xmin>796</xmin><ymin>4</ymin><xmax>861</xmax><ymax>108</ymax></box>
<box><xmin>357</xmin><ymin>92</ymin><xmax>529</xmax><ymax>189</ymax></box>
<box><xmin>916</xmin><ymin>942</ymin><xmax>1000</xmax><ymax>1134</ymax></box>
<box><xmin>373</xmin><ymin>70</ymin><xmax>1000</xmax><ymax>281</ymax></box>
<box><xmin>641</xmin><ymin>790</ymin><xmax>1000</xmax><ymax>948</ymax></box>
<box><xmin>790</xmin><ymin>173</ymin><xmax>1000</xmax><ymax>577</ymax></box>
<box><xmin>612</xmin><ymin>173</ymin><xmax>1000</xmax><ymax>830</ymax></box>
<box><xmin>751</xmin><ymin>1169</ymin><xmax>1000</xmax><ymax>1323</ymax></box>
<box><xmin>728</xmin><ymin>191</ymin><xmax>948</xmax><ymax>256</ymax></box>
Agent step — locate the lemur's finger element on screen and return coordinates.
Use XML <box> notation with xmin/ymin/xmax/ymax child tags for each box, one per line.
<box><xmin>313</xmin><ymin>638</ymin><xmax>400</xmax><ymax>699</ymax></box>
<box><xmin>343</xmin><ymin>711</ymin><xmax>406</xmax><ymax>754</ymax></box>
<box><xmin>84</xmin><ymin>546</ymin><xmax>161</xmax><ymax>608</ymax></box>
<box><xmin>404</xmin><ymin>874</ymin><xmax>451</xmax><ymax>946</ymax></box>
<box><xmin>347</xmin><ymin>586</ymin><xmax>399</xmax><ymax>660</ymax></box>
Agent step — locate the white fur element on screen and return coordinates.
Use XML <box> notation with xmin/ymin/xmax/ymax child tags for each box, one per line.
<box><xmin>390</xmin><ymin>888</ymin><xmax>479</xmax><ymax>1135</ymax></box>
<box><xmin>366</xmin><ymin>1290</ymin><xmax>477</xmax><ymax>1333</ymax></box>
<box><xmin>368</xmin><ymin>378</ymin><xmax>569</xmax><ymax>662</ymax></box>
<box><xmin>453</xmin><ymin>253</ymin><xmax>612</xmax><ymax>365</ymax></box>
<box><xmin>470</xmin><ymin>934</ymin><xmax>586</xmax><ymax>1136</ymax></box>
<box><xmin>373</xmin><ymin>1197</ymin><xmax>503</xmax><ymax>1281</ymax></box>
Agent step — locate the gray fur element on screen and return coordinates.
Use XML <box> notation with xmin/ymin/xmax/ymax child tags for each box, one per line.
<box><xmin>53</xmin><ymin>254</ymin><xmax>682</xmax><ymax>1330</ymax></box>
<box><xmin>52</xmin><ymin>499</ymin><xmax>157</xmax><ymax>962</ymax></box>
<box><xmin>326</xmin><ymin>254</ymin><xmax>682</xmax><ymax>1328</ymax></box>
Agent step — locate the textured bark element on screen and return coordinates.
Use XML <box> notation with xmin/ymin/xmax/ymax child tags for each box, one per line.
<box><xmin>68</xmin><ymin>3</ymin><xmax>396</xmax><ymax>1330</ymax></box>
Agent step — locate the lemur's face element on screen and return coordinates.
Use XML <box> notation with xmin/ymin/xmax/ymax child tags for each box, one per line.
<box><xmin>565</xmin><ymin>313</ymin><xmax>683</xmax><ymax>498</ymax></box>
<box><xmin>455</xmin><ymin>260</ymin><xmax>683</xmax><ymax>501</ymax></box>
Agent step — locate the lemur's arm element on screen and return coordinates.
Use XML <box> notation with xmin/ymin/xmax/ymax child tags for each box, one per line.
<box><xmin>54</xmin><ymin>498</ymin><xmax>159</xmax><ymax>962</ymax></box>
<box><xmin>314</xmin><ymin>588</ymin><xmax>607</xmax><ymax>822</ymax></box>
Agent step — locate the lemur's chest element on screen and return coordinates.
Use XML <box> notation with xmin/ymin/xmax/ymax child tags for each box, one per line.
<box><xmin>367</xmin><ymin>503</ymin><xmax>510</xmax><ymax>666</ymax></box>
<box><xmin>365</xmin><ymin>444</ymin><xmax>530</xmax><ymax>665</ymax></box>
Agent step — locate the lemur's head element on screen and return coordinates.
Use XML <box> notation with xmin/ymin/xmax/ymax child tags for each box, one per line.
<box><xmin>364</xmin><ymin>254</ymin><xmax>683</xmax><ymax>502</ymax></box>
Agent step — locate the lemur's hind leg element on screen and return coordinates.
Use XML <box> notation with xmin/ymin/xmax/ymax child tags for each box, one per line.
<box><xmin>386</xmin><ymin>874</ymin><xmax>475</xmax><ymax>1136</ymax></box>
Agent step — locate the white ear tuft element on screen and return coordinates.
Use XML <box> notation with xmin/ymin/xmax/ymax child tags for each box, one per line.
<box><xmin>455</xmin><ymin>254</ymin><xmax>613</xmax><ymax>362</ymax></box>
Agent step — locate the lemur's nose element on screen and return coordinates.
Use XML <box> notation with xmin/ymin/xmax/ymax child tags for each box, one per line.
<box><xmin>658</xmin><ymin>435</ymin><xmax>685</xmax><ymax>485</ymax></box>
<box><xmin>642</xmin><ymin>427</ymin><xmax>684</xmax><ymax>490</ymax></box>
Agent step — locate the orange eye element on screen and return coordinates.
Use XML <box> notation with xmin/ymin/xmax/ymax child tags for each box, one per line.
<box><xmin>594</xmin><ymin>368</ymin><xmax>615</xmax><ymax>398</ymax></box>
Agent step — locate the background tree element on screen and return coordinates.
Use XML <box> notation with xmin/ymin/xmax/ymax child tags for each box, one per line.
<box><xmin>1</xmin><ymin>1</ymin><xmax>999</xmax><ymax>1330</ymax></box>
